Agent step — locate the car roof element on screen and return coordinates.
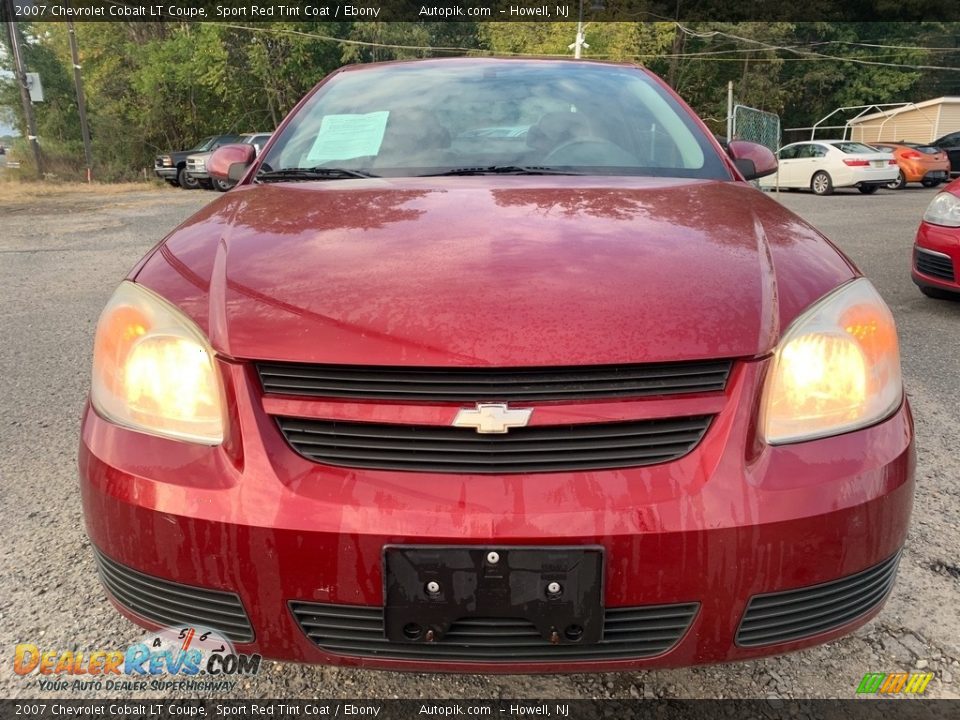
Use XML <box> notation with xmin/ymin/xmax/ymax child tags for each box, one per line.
<box><xmin>334</xmin><ymin>56</ymin><xmax>648</xmax><ymax>75</ymax></box>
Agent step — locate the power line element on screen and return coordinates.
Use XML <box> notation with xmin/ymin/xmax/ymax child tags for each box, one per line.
<box><xmin>88</xmin><ymin>6</ymin><xmax>960</xmax><ymax>73</ymax></box>
<box><xmin>819</xmin><ymin>40</ymin><xmax>960</xmax><ymax>52</ymax></box>
<box><xmin>674</xmin><ymin>24</ymin><xmax>960</xmax><ymax>72</ymax></box>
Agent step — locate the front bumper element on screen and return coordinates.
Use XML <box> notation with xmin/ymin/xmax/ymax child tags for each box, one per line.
<box><xmin>913</xmin><ymin>222</ymin><xmax>960</xmax><ymax>292</ymax></box>
<box><xmin>80</xmin><ymin>359</ymin><xmax>915</xmax><ymax>672</ymax></box>
<box><xmin>154</xmin><ymin>167</ymin><xmax>177</xmax><ymax>180</ymax></box>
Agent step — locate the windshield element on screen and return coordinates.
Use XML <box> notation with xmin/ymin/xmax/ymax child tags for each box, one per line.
<box><xmin>189</xmin><ymin>136</ymin><xmax>216</xmax><ymax>152</ymax></box>
<box><xmin>259</xmin><ymin>61</ymin><xmax>729</xmax><ymax>179</ymax></box>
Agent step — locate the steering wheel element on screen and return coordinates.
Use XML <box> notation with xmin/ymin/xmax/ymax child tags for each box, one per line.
<box><xmin>543</xmin><ymin>139</ymin><xmax>636</xmax><ymax>166</ymax></box>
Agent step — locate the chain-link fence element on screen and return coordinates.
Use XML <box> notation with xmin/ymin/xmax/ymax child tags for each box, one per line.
<box><xmin>731</xmin><ymin>105</ymin><xmax>781</xmax><ymax>152</ymax></box>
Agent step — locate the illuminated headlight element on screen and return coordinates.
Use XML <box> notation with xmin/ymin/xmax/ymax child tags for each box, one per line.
<box><xmin>922</xmin><ymin>192</ymin><xmax>960</xmax><ymax>227</ymax></box>
<box><xmin>162</xmin><ymin>156</ymin><xmax>173</xmax><ymax>167</ymax></box>
<box><xmin>90</xmin><ymin>281</ymin><xmax>224</xmax><ymax>444</ymax></box>
<box><xmin>761</xmin><ymin>278</ymin><xmax>902</xmax><ymax>444</ymax></box>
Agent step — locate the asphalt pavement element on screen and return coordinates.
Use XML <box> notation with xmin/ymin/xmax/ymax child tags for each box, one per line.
<box><xmin>0</xmin><ymin>182</ymin><xmax>957</xmax><ymax>700</ymax></box>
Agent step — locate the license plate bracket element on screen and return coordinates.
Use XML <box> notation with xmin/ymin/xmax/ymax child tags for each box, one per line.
<box><xmin>383</xmin><ymin>545</ymin><xmax>604</xmax><ymax>645</ymax></box>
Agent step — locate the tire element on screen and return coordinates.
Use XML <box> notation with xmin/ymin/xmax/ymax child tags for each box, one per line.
<box><xmin>177</xmin><ymin>166</ymin><xmax>200</xmax><ymax>190</ymax></box>
<box><xmin>811</xmin><ymin>171</ymin><xmax>833</xmax><ymax>196</ymax></box>
<box><xmin>920</xmin><ymin>285</ymin><xmax>959</xmax><ymax>301</ymax></box>
<box><xmin>886</xmin><ymin>171</ymin><xmax>906</xmax><ymax>190</ymax></box>
<box><xmin>858</xmin><ymin>184</ymin><xmax>879</xmax><ymax>194</ymax></box>
<box><xmin>921</xmin><ymin>178</ymin><xmax>942</xmax><ymax>188</ymax></box>
<box><xmin>213</xmin><ymin>178</ymin><xmax>233</xmax><ymax>192</ymax></box>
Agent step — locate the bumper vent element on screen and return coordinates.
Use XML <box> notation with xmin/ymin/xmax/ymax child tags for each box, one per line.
<box><xmin>736</xmin><ymin>552</ymin><xmax>900</xmax><ymax>647</ymax></box>
<box><xmin>94</xmin><ymin>549</ymin><xmax>254</xmax><ymax>643</ymax></box>
<box><xmin>915</xmin><ymin>248</ymin><xmax>955</xmax><ymax>282</ymax></box>
<box><xmin>290</xmin><ymin>602</ymin><xmax>698</xmax><ymax>662</ymax></box>
<box><xmin>276</xmin><ymin>415</ymin><xmax>712</xmax><ymax>474</ymax></box>
<box><xmin>256</xmin><ymin>360</ymin><xmax>733</xmax><ymax>402</ymax></box>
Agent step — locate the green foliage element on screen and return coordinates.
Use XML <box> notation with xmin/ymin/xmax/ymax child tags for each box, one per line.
<box><xmin>1</xmin><ymin>21</ymin><xmax>958</xmax><ymax>181</ymax></box>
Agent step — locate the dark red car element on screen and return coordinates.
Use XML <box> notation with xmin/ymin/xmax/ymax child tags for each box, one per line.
<box><xmin>81</xmin><ymin>59</ymin><xmax>913</xmax><ymax>672</ymax></box>
<box><xmin>913</xmin><ymin>177</ymin><xmax>960</xmax><ymax>299</ymax></box>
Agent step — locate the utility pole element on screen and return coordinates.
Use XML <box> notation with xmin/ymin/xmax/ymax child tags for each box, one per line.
<box><xmin>4</xmin><ymin>1</ymin><xmax>44</xmax><ymax>179</ymax></box>
<box><xmin>569</xmin><ymin>0</ymin><xmax>588</xmax><ymax>59</ymax></box>
<box><xmin>726</xmin><ymin>81</ymin><xmax>734</xmax><ymax>141</ymax></box>
<box><xmin>66</xmin><ymin>19</ymin><xmax>93</xmax><ymax>182</ymax></box>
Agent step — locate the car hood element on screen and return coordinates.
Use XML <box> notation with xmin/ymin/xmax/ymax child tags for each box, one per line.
<box><xmin>135</xmin><ymin>177</ymin><xmax>857</xmax><ymax>366</ymax></box>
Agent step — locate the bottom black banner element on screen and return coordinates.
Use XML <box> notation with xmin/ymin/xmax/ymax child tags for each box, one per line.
<box><xmin>1</xmin><ymin>699</ymin><xmax>955</xmax><ymax>720</ymax></box>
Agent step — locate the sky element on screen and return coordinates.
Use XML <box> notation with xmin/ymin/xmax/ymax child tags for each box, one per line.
<box><xmin>0</xmin><ymin>117</ymin><xmax>17</xmax><ymax>137</ymax></box>
<box><xmin>0</xmin><ymin>52</ymin><xmax>17</xmax><ymax>136</ymax></box>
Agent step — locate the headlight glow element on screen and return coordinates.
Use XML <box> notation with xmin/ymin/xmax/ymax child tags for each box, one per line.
<box><xmin>922</xmin><ymin>191</ymin><xmax>960</xmax><ymax>227</ymax></box>
<box><xmin>91</xmin><ymin>281</ymin><xmax>224</xmax><ymax>444</ymax></box>
<box><xmin>762</xmin><ymin>278</ymin><xmax>902</xmax><ymax>444</ymax></box>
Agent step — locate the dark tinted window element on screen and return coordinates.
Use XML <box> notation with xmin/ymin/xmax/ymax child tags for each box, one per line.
<box><xmin>778</xmin><ymin>145</ymin><xmax>800</xmax><ymax>160</ymax></box>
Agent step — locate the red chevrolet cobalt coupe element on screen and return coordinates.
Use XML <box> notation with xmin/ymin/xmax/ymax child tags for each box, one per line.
<box><xmin>81</xmin><ymin>59</ymin><xmax>914</xmax><ymax>671</ymax></box>
<box><xmin>913</xmin><ymin>177</ymin><xmax>960</xmax><ymax>299</ymax></box>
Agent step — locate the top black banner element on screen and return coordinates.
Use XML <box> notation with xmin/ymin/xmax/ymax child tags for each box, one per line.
<box><xmin>3</xmin><ymin>0</ymin><xmax>960</xmax><ymax>23</ymax></box>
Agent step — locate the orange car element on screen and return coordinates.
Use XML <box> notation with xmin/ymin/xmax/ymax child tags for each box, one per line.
<box><xmin>873</xmin><ymin>142</ymin><xmax>950</xmax><ymax>189</ymax></box>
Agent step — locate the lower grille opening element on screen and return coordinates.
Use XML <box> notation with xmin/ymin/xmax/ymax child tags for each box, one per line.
<box><xmin>736</xmin><ymin>552</ymin><xmax>900</xmax><ymax>647</ymax></box>
<box><xmin>93</xmin><ymin>548</ymin><xmax>254</xmax><ymax>643</ymax></box>
<box><xmin>915</xmin><ymin>248</ymin><xmax>955</xmax><ymax>282</ymax></box>
<box><xmin>290</xmin><ymin>602</ymin><xmax>698</xmax><ymax>661</ymax></box>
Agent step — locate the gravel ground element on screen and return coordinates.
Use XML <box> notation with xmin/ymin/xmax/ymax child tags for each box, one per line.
<box><xmin>0</xmin><ymin>182</ymin><xmax>958</xmax><ymax>701</ymax></box>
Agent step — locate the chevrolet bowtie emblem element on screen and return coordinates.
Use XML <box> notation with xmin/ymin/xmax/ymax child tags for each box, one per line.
<box><xmin>452</xmin><ymin>403</ymin><xmax>534</xmax><ymax>434</ymax></box>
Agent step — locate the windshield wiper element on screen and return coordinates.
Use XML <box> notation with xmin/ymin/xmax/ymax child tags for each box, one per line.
<box><xmin>420</xmin><ymin>165</ymin><xmax>584</xmax><ymax>177</ymax></box>
<box><xmin>256</xmin><ymin>167</ymin><xmax>379</xmax><ymax>183</ymax></box>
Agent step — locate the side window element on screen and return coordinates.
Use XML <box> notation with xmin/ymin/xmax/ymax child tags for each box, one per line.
<box><xmin>945</xmin><ymin>134</ymin><xmax>960</xmax><ymax>148</ymax></box>
<box><xmin>779</xmin><ymin>145</ymin><xmax>799</xmax><ymax>160</ymax></box>
<box><xmin>810</xmin><ymin>145</ymin><xmax>828</xmax><ymax>158</ymax></box>
<box><xmin>795</xmin><ymin>145</ymin><xmax>815</xmax><ymax>159</ymax></box>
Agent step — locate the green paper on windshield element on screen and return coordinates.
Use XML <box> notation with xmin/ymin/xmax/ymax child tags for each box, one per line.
<box><xmin>305</xmin><ymin>111</ymin><xmax>389</xmax><ymax>165</ymax></box>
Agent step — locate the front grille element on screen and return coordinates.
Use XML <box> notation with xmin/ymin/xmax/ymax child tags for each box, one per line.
<box><xmin>276</xmin><ymin>415</ymin><xmax>712</xmax><ymax>474</ymax></box>
<box><xmin>290</xmin><ymin>602</ymin><xmax>698</xmax><ymax>661</ymax></box>
<box><xmin>915</xmin><ymin>248</ymin><xmax>955</xmax><ymax>282</ymax></box>
<box><xmin>736</xmin><ymin>552</ymin><xmax>900</xmax><ymax>647</ymax></box>
<box><xmin>256</xmin><ymin>360</ymin><xmax>733</xmax><ymax>402</ymax></box>
<box><xmin>94</xmin><ymin>549</ymin><xmax>254</xmax><ymax>643</ymax></box>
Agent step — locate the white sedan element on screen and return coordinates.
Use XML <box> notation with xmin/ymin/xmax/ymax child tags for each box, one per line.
<box><xmin>759</xmin><ymin>140</ymin><xmax>898</xmax><ymax>195</ymax></box>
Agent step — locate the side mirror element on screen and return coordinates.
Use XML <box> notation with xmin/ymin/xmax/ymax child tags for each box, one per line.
<box><xmin>209</xmin><ymin>143</ymin><xmax>256</xmax><ymax>183</ymax></box>
<box><xmin>727</xmin><ymin>140</ymin><xmax>778</xmax><ymax>181</ymax></box>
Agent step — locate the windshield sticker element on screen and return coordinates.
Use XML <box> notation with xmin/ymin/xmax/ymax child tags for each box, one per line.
<box><xmin>305</xmin><ymin>111</ymin><xmax>389</xmax><ymax>165</ymax></box>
